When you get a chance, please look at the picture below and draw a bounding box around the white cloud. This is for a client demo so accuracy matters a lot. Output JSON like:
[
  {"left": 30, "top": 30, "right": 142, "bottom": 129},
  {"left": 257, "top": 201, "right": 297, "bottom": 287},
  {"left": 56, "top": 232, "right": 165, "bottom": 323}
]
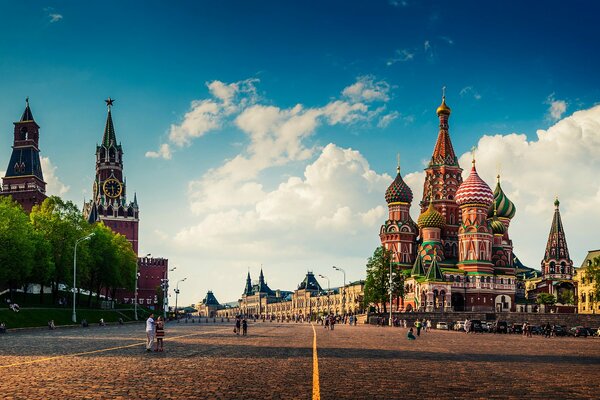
[
  {"left": 165, "top": 78, "right": 259, "bottom": 147},
  {"left": 386, "top": 49, "right": 415, "bottom": 66},
  {"left": 440, "top": 36, "right": 454, "bottom": 45},
  {"left": 424, "top": 40, "right": 431, "bottom": 52},
  {"left": 341, "top": 76, "right": 391, "bottom": 103},
  {"left": 454, "top": 105, "right": 600, "bottom": 269},
  {"left": 377, "top": 111, "right": 400, "bottom": 128},
  {"left": 41, "top": 157, "right": 69, "bottom": 196},
  {"left": 44, "top": 7, "right": 63, "bottom": 23},
  {"left": 546, "top": 93, "right": 567, "bottom": 121},
  {"left": 145, "top": 143, "right": 172, "bottom": 160},
  {"left": 460, "top": 86, "right": 482, "bottom": 100},
  {"left": 186, "top": 77, "right": 391, "bottom": 213}
]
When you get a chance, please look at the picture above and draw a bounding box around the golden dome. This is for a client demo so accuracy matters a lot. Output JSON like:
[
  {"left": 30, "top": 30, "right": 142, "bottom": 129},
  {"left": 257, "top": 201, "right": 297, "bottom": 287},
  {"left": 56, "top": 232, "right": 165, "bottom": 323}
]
[{"left": 436, "top": 96, "right": 451, "bottom": 116}]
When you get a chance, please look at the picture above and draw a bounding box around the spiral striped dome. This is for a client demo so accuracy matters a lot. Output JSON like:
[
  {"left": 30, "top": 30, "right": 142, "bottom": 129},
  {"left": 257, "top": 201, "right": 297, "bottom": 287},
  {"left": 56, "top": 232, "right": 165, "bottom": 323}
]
[
  {"left": 385, "top": 169, "right": 413, "bottom": 204},
  {"left": 487, "top": 177, "right": 516, "bottom": 219},
  {"left": 417, "top": 202, "right": 446, "bottom": 229},
  {"left": 455, "top": 163, "right": 494, "bottom": 207}
]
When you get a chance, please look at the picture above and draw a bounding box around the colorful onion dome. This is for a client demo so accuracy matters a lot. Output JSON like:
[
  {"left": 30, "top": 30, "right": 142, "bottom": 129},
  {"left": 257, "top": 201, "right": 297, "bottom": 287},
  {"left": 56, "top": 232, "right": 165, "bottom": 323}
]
[
  {"left": 436, "top": 96, "right": 451, "bottom": 116},
  {"left": 487, "top": 175, "right": 516, "bottom": 219},
  {"left": 417, "top": 200, "right": 446, "bottom": 229},
  {"left": 490, "top": 214, "right": 506, "bottom": 235},
  {"left": 455, "top": 161, "right": 494, "bottom": 207},
  {"left": 385, "top": 166, "right": 413, "bottom": 204}
]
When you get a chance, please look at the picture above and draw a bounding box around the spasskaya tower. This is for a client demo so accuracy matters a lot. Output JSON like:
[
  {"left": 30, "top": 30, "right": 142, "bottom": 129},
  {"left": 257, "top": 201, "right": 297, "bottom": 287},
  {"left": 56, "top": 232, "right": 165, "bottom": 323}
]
[{"left": 83, "top": 98, "right": 139, "bottom": 254}]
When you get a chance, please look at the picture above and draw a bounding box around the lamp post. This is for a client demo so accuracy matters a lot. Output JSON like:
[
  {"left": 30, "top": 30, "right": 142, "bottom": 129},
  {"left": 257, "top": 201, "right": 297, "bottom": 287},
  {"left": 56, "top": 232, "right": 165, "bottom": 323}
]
[
  {"left": 72, "top": 232, "right": 94, "bottom": 323},
  {"left": 333, "top": 266, "right": 346, "bottom": 316},
  {"left": 319, "top": 274, "right": 330, "bottom": 314},
  {"left": 163, "top": 266, "right": 176, "bottom": 319},
  {"left": 175, "top": 277, "right": 187, "bottom": 319}
]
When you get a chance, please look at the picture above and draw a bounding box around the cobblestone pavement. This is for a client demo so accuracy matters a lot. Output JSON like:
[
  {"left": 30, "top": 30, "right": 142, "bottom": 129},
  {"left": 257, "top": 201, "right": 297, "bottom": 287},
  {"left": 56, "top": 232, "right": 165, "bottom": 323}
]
[{"left": 1, "top": 322, "right": 599, "bottom": 399}]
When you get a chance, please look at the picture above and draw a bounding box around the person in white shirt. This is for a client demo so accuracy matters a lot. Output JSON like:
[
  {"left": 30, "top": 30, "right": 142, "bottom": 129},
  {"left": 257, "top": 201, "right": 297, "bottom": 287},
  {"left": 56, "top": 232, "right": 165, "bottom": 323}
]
[{"left": 146, "top": 314, "right": 155, "bottom": 352}]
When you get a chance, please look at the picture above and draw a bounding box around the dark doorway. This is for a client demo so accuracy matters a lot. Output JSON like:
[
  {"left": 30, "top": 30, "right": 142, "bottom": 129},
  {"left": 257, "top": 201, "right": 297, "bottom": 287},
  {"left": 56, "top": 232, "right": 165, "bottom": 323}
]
[{"left": 451, "top": 293, "right": 465, "bottom": 311}]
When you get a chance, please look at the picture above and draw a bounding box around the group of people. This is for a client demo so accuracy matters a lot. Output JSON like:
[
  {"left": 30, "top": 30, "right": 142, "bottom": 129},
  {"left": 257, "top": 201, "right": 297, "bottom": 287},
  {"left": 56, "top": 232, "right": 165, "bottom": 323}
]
[
  {"left": 234, "top": 317, "right": 248, "bottom": 336},
  {"left": 145, "top": 314, "right": 165, "bottom": 352}
]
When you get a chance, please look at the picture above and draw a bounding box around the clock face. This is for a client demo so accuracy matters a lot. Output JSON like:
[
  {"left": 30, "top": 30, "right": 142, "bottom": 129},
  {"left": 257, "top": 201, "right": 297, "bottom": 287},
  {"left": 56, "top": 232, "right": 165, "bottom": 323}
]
[{"left": 103, "top": 178, "right": 123, "bottom": 198}]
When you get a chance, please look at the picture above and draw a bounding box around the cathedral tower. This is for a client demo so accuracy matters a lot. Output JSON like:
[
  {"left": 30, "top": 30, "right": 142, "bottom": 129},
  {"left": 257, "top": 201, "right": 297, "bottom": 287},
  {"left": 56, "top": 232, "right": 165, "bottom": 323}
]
[
  {"left": 1, "top": 98, "right": 47, "bottom": 212},
  {"left": 380, "top": 158, "right": 417, "bottom": 267},
  {"left": 83, "top": 99, "right": 139, "bottom": 254},
  {"left": 421, "top": 92, "right": 463, "bottom": 260},
  {"left": 455, "top": 158, "right": 494, "bottom": 274}
]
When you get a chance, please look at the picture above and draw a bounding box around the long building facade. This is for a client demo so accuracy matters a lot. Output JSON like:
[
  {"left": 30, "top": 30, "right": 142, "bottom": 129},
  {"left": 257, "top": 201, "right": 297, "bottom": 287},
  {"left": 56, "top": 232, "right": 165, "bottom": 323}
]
[{"left": 214, "top": 270, "right": 365, "bottom": 320}]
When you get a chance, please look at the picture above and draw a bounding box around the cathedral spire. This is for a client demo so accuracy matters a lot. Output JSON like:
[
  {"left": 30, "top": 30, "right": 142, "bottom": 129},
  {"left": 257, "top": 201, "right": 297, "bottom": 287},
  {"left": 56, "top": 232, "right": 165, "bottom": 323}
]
[
  {"left": 102, "top": 98, "right": 117, "bottom": 147},
  {"left": 431, "top": 90, "right": 457, "bottom": 166},
  {"left": 244, "top": 271, "right": 253, "bottom": 295}
]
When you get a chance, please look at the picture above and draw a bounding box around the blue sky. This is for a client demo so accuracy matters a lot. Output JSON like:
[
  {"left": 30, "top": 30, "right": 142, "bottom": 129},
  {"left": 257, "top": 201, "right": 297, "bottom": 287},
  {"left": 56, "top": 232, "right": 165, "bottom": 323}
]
[{"left": 1, "top": 1, "right": 600, "bottom": 305}]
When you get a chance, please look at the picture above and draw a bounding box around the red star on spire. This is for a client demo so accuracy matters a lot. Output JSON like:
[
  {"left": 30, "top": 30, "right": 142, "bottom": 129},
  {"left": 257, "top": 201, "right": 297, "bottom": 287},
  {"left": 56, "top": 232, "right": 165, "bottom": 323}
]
[{"left": 105, "top": 97, "right": 115, "bottom": 108}]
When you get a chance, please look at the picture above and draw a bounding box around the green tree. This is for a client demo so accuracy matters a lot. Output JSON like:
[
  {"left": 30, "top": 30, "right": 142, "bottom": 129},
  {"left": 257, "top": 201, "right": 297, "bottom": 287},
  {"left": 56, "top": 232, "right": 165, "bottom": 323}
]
[
  {"left": 587, "top": 256, "right": 600, "bottom": 310},
  {"left": 557, "top": 289, "right": 574, "bottom": 305},
  {"left": 364, "top": 246, "right": 391, "bottom": 313},
  {"left": 0, "top": 197, "right": 34, "bottom": 295},
  {"left": 87, "top": 223, "right": 117, "bottom": 307},
  {"left": 110, "top": 232, "right": 137, "bottom": 299},
  {"left": 30, "top": 196, "right": 88, "bottom": 303},
  {"left": 28, "top": 230, "right": 54, "bottom": 304},
  {"left": 536, "top": 293, "right": 556, "bottom": 310}
]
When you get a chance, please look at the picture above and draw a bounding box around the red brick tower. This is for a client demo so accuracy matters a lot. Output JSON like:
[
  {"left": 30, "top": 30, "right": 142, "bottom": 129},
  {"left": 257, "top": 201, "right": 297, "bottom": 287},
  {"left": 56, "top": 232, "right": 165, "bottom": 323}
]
[
  {"left": 380, "top": 158, "right": 417, "bottom": 268},
  {"left": 1, "top": 98, "right": 47, "bottom": 212},
  {"left": 83, "top": 98, "right": 139, "bottom": 254},
  {"left": 420, "top": 92, "right": 463, "bottom": 261}
]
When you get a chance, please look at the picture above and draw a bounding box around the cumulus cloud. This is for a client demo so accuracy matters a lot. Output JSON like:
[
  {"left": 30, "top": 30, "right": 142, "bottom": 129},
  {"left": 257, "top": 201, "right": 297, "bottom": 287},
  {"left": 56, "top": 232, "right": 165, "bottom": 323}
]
[
  {"left": 453, "top": 105, "right": 600, "bottom": 268},
  {"left": 186, "top": 77, "right": 391, "bottom": 213},
  {"left": 145, "top": 143, "right": 172, "bottom": 160},
  {"left": 546, "top": 93, "right": 567, "bottom": 121},
  {"left": 41, "top": 157, "right": 69, "bottom": 196}
]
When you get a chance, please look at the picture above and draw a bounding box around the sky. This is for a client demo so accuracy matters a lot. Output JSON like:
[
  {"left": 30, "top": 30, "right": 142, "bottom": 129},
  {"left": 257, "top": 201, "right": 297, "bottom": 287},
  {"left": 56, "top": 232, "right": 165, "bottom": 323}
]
[{"left": 1, "top": 1, "right": 600, "bottom": 307}]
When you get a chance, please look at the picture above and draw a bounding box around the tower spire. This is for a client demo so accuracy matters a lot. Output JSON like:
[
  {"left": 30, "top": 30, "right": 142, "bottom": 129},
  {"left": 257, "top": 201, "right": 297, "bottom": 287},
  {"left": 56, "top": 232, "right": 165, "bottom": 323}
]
[
  {"left": 542, "top": 197, "right": 572, "bottom": 277},
  {"left": 20, "top": 97, "right": 35, "bottom": 122},
  {"left": 431, "top": 91, "right": 457, "bottom": 166},
  {"left": 102, "top": 98, "right": 117, "bottom": 147}
]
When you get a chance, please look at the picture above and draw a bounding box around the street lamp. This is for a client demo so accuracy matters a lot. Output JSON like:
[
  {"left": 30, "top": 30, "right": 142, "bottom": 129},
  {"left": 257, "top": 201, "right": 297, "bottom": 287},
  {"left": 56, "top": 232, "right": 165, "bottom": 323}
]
[
  {"left": 333, "top": 266, "right": 346, "bottom": 316},
  {"left": 72, "top": 232, "right": 95, "bottom": 323},
  {"left": 318, "top": 274, "right": 330, "bottom": 314},
  {"left": 175, "top": 277, "right": 187, "bottom": 319},
  {"left": 163, "top": 266, "right": 176, "bottom": 319}
]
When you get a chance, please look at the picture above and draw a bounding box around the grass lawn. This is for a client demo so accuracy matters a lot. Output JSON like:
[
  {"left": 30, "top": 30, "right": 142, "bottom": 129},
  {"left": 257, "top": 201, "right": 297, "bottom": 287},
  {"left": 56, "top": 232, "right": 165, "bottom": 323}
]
[{"left": 0, "top": 291, "right": 162, "bottom": 329}]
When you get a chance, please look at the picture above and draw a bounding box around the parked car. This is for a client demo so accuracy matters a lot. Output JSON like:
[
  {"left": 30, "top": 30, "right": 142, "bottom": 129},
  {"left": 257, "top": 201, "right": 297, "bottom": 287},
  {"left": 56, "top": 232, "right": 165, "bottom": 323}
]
[
  {"left": 436, "top": 322, "right": 449, "bottom": 330},
  {"left": 481, "top": 322, "right": 492, "bottom": 332},
  {"left": 570, "top": 326, "right": 588, "bottom": 337},
  {"left": 553, "top": 325, "right": 568, "bottom": 337},
  {"left": 491, "top": 320, "right": 508, "bottom": 334},
  {"left": 510, "top": 323, "right": 523, "bottom": 334},
  {"left": 584, "top": 327, "right": 596, "bottom": 337},
  {"left": 454, "top": 321, "right": 465, "bottom": 331},
  {"left": 530, "top": 325, "right": 543, "bottom": 335},
  {"left": 470, "top": 320, "right": 484, "bottom": 333}
]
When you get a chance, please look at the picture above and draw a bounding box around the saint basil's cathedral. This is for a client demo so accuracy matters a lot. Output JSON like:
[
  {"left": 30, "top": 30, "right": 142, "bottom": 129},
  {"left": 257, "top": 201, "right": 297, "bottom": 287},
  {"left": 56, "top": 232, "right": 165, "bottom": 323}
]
[{"left": 379, "top": 95, "right": 577, "bottom": 313}]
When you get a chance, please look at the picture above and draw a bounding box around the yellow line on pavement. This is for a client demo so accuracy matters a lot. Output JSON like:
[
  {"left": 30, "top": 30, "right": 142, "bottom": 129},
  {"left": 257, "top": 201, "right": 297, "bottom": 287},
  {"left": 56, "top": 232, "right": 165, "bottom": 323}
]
[
  {"left": 0, "top": 326, "right": 229, "bottom": 369},
  {"left": 311, "top": 323, "right": 320, "bottom": 400}
]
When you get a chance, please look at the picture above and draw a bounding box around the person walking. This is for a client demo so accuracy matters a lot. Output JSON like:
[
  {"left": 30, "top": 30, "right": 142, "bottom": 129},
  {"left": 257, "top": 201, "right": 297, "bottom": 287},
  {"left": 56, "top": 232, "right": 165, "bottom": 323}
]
[
  {"left": 146, "top": 314, "right": 155, "bottom": 352},
  {"left": 242, "top": 318, "right": 248, "bottom": 336},
  {"left": 235, "top": 317, "right": 241, "bottom": 336},
  {"left": 415, "top": 319, "right": 422, "bottom": 336},
  {"left": 155, "top": 316, "right": 165, "bottom": 352}
]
